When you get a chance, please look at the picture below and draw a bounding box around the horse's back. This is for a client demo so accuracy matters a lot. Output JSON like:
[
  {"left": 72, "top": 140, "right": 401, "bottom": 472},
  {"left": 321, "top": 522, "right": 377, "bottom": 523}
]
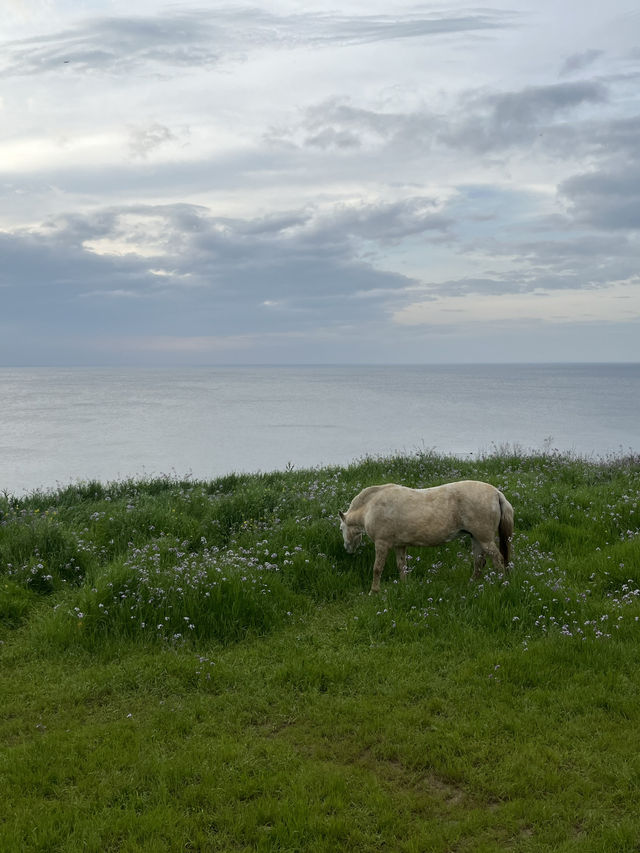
[
  {"left": 366, "top": 480, "right": 498, "bottom": 507},
  {"left": 359, "top": 480, "right": 504, "bottom": 545}
]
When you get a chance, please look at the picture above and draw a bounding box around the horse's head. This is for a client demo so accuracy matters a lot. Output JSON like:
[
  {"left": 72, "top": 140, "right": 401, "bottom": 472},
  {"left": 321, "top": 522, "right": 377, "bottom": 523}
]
[{"left": 339, "top": 510, "right": 363, "bottom": 553}]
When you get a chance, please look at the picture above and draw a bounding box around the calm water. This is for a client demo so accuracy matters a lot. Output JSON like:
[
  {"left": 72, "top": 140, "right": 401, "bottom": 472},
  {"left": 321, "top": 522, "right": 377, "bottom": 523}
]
[{"left": 0, "top": 364, "right": 638, "bottom": 496}]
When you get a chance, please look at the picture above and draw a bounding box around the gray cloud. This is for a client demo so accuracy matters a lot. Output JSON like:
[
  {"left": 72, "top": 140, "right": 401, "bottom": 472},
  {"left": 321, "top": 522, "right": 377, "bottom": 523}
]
[
  {"left": 559, "top": 49, "right": 604, "bottom": 76},
  {"left": 560, "top": 164, "right": 640, "bottom": 230},
  {"left": 442, "top": 81, "right": 608, "bottom": 152},
  {"left": 450, "top": 219, "right": 640, "bottom": 294},
  {"left": 0, "top": 229, "right": 160, "bottom": 350},
  {"left": 515, "top": 233, "right": 635, "bottom": 267},
  {"left": 0, "top": 226, "right": 145, "bottom": 289},
  {"left": 402, "top": 257, "right": 640, "bottom": 306},
  {"left": 301, "top": 198, "right": 451, "bottom": 246},
  {"left": 269, "top": 79, "right": 610, "bottom": 159},
  {"left": 284, "top": 99, "right": 436, "bottom": 153},
  {"left": 412, "top": 269, "right": 596, "bottom": 300},
  {"left": 1, "top": 198, "right": 440, "bottom": 352},
  {"left": 536, "top": 113, "right": 640, "bottom": 163},
  {"left": 0, "top": 8, "right": 511, "bottom": 77}
]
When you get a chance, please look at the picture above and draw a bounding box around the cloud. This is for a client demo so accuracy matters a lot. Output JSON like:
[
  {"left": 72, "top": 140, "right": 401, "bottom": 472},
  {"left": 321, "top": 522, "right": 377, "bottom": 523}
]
[
  {"left": 1, "top": 198, "right": 443, "bottom": 354},
  {"left": 442, "top": 81, "right": 608, "bottom": 152},
  {"left": 504, "top": 234, "right": 639, "bottom": 289},
  {"left": 0, "top": 8, "right": 512, "bottom": 77},
  {"left": 301, "top": 198, "right": 451, "bottom": 245},
  {"left": 559, "top": 49, "right": 604, "bottom": 76},
  {"left": 0, "top": 13, "right": 223, "bottom": 76},
  {"left": 0, "top": 225, "right": 147, "bottom": 292},
  {"left": 75, "top": 196, "right": 450, "bottom": 269},
  {"left": 128, "top": 122, "right": 179, "bottom": 158},
  {"left": 269, "top": 78, "right": 610, "bottom": 161},
  {"left": 394, "top": 278, "right": 640, "bottom": 328},
  {"left": 267, "top": 98, "right": 436, "bottom": 153},
  {"left": 1, "top": 3, "right": 638, "bottom": 366},
  {"left": 560, "top": 164, "right": 640, "bottom": 230},
  {"left": 534, "top": 113, "right": 640, "bottom": 164}
]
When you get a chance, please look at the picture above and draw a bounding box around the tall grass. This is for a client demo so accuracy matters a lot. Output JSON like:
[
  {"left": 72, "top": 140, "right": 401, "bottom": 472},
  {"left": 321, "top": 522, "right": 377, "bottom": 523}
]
[
  {"left": 2, "top": 449, "right": 640, "bottom": 851},
  {"left": 4, "top": 448, "right": 638, "bottom": 651}
]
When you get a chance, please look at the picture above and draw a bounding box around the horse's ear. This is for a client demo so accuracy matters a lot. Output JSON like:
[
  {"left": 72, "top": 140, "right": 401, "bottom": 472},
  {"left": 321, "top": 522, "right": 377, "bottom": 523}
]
[{"left": 339, "top": 510, "right": 346, "bottom": 521}]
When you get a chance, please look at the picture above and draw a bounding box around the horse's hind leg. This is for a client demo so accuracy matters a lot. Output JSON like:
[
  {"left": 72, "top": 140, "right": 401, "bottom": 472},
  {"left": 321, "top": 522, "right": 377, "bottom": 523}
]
[
  {"left": 471, "top": 538, "right": 486, "bottom": 579},
  {"left": 395, "top": 546, "right": 408, "bottom": 581},
  {"left": 473, "top": 538, "right": 505, "bottom": 577},
  {"left": 370, "top": 542, "right": 390, "bottom": 594}
]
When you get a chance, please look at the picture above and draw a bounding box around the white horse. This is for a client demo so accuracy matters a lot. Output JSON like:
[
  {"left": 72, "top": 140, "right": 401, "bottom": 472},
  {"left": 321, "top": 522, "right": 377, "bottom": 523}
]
[{"left": 339, "top": 481, "right": 514, "bottom": 593}]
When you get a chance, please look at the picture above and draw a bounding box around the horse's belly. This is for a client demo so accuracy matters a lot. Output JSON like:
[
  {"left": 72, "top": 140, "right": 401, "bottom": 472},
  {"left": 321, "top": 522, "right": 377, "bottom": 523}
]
[
  {"left": 397, "top": 525, "right": 460, "bottom": 548},
  {"left": 369, "top": 497, "right": 462, "bottom": 547}
]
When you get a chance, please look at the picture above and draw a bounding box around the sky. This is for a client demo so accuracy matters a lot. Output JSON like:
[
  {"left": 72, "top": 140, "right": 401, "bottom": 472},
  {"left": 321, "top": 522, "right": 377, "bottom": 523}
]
[{"left": 1, "top": 0, "right": 639, "bottom": 365}]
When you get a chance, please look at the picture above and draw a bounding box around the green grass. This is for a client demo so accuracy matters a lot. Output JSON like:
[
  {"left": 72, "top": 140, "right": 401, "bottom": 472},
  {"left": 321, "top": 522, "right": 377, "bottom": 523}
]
[{"left": 2, "top": 449, "right": 640, "bottom": 851}]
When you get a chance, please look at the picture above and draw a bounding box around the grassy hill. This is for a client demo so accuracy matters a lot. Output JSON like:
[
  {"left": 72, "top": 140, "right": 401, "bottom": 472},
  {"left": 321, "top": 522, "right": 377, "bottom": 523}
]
[{"left": 2, "top": 449, "right": 640, "bottom": 851}]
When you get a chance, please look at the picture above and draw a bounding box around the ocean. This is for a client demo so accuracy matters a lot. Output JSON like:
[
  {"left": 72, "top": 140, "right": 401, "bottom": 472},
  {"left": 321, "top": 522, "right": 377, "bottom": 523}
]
[{"left": 1, "top": 364, "right": 638, "bottom": 496}]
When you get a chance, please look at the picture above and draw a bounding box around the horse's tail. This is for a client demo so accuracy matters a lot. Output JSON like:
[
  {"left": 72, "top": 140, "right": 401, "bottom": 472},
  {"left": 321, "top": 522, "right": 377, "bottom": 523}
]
[{"left": 498, "top": 491, "right": 514, "bottom": 569}]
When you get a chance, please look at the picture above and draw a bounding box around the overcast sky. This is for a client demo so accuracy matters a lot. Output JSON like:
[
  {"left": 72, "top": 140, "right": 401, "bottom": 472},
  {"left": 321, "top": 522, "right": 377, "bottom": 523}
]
[{"left": 2, "top": 0, "right": 639, "bottom": 365}]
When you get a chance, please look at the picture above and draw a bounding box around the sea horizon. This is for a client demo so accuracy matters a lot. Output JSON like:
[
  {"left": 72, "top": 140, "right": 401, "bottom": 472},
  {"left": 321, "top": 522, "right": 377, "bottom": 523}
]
[
  {"left": 3, "top": 360, "right": 638, "bottom": 368},
  {"left": 2, "top": 363, "right": 639, "bottom": 496}
]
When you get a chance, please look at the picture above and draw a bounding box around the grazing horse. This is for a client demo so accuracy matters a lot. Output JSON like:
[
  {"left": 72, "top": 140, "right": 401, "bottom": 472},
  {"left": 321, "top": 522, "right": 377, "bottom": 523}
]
[{"left": 339, "top": 481, "right": 514, "bottom": 593}]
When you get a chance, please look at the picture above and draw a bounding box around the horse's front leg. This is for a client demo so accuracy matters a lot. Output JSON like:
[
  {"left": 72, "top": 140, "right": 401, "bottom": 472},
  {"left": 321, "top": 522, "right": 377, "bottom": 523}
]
[
  {"left": 395, "top": 546, "right": 408, "bottom": 581},
  {"left": 370, "top": 541, "right": 390, "bottom": 594}
]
